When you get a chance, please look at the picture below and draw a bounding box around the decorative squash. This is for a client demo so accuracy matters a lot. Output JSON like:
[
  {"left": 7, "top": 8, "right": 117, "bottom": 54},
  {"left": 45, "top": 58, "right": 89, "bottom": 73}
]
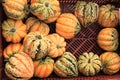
[
  {"left": 78, "top": 52, "right": 102, "bottom": 76},
  {"left": 25, "top": 17, "right": 50, "bottom": 35},
  {"left": 47, "top": 33, "right": 66, "bottom": 58},
  {"left": 56, "top": 13, "right": 81, "bottom": 39},
  {"left": 5, "top": 52, "right": 34, "bottom": 80},
  {"left": 23, "top": 32, "right": 51, "bottom": 60},
  {"left": 98, "top": 4, "right": 118, "bottom": 28},
  {"left": 100, "top": 52, "right": 120, "bottom": 75},
  {"left": 3, "top": 43, "right": 23, "bottom": 59},
  {"left": 2, "top": 0, "right": 28, "bottom": 20},
  {"left": 30, "top": 0, "right": 61, "bottom": 23},
  {"left": 54, "top": 52, "right": 78, "bottom": 77},
  {"left": 97, "top": 28, "right": 119, "bottom": 51},
  {"left": 74, "top": 1, "right": 99, "bottom": 27},
  {"left": 34, "top": 57, "right": 54, "bottom": 78},
  {"left": 2, "top": 19, "right": 27, "bottom": 43}
]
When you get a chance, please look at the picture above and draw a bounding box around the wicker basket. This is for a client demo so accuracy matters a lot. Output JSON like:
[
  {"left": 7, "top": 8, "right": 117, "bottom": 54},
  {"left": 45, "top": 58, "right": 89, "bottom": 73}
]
[{"left": 0, "top": 0, "right": 120, "bottom": 79}]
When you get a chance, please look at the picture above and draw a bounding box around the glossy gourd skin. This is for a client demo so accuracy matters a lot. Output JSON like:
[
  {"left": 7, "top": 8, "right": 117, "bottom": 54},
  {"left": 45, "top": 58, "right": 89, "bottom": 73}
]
[
  {"left": 25, "top": 17, "right": 50, "bottom": 35},
  {"left": 3, "top": 43, "right": 23, "bottom": 59},
  {"left": 100, "top": 52, "right": 120, "bottom": 75},
  {"left": 78, "top": 52, "right": 102, "bottom": 76},
  {"left": 5, "top": 52, "right": 34, "bottom": 80},
  {"left": 34, "top": 57, "right": 54, "bottom": 78},
  {"left": 98, "top": 4, "right": 118, "bottom": 28},
  {"left": 74, "top": 1, "right": 99, "bottom": 27},
  {"left": 23, "top": 32, "right": 51, "bottom": 60},
  {"left": 47, "top": 33, "right": 66, "bottom": 58},
  {"left": 30, "top": 0, "right": 61, "bottom": 23},
  {"left": 2, "top": 19, "right": 27, "bottom": 43},
  {"left": 54, "top": 52, "right": 78, "bottom": 77},
  {"left": 2, "top": 0, "right": 28, "bottom": 20},
  {"left": 97, "top": 28, "right": 119, "bottom": 51},
  {"left": 56, "top": 13, "right": 81, "bottom": 39}
]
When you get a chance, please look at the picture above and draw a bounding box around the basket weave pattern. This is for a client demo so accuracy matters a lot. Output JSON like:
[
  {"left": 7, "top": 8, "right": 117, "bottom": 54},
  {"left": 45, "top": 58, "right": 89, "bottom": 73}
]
[{"left": 0, "top": 0, "right": 120, "bottom": 79}]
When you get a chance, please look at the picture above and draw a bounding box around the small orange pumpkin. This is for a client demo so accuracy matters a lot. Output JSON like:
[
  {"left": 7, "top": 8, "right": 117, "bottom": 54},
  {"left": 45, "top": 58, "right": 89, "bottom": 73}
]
[
  {"left": 56, "top": 13, "right": 81, "bottom": 39},
  {"left": 3, "top": 43, "right": 23, "bottom": 59},
  {"left": 25, "top": 17, "right": 50, "bottom": 35},
  {"left": 100, "top": 52, "right": 120, "bottom": 75},
  {"left": 34, "top": 57, "right": 54, "bottom": 78},
  {"left": 97, "top": 28, "right": 119, "bottom": 51},
  {"left": 2, "top": 19, "right": 27, "bottom": 43}
]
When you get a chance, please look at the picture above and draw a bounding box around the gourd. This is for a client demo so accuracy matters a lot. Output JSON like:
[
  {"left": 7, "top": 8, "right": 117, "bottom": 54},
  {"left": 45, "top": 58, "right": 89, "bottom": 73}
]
[
  {"left": 56, "top": 13, "right": 81, "bottom": 39},
  {"left": 78, "top": 52, "right": 102, "bottom": 76},
  {"left": 47, "top": 33, "right": 66, "bottom": 58},
  {"left": 23, "top": 32, "right": 51, "bottom": 60},
  {"left": 74, "top": 1, "right": 99, "bottom": 27},
  {"left": 2, "top": 0, "right": 28, "bottom": 20},
  {"left": 54, "top": 52, "right": 78, "bottom": 77},
  {"left": 97, "top": 28, "right": 119, "bottom": 51},
  {"left": 98, "top": 4, "right": 118, "bottom": 28},
  {"left": 34, "top": 57, "right": 54, "bottom": 78},
  {"left": 5, "top": 52, "right": 34, "bottom": 80},
  {"left": 100, "top": 52, "right": 120, "bottom": 75},
  {"left": 3, "top": 43, "right": 23, "bottom": 59},
  {"left": 30, "top": 0, "right": 61, "bottom": 23},
  {"left": 25, "top": 17, "right": 50, "bottom": 35},
  {"left": 2, "top": 19, "right": 27, "bottom": 43}
]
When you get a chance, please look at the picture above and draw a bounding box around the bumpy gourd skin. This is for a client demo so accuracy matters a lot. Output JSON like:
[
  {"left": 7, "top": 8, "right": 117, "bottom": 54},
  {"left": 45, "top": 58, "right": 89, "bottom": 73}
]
[
  {"left": 78, "top": 52, "right": 102, "bottom": 76},
  {"left": 2, "top": 0, "right": 28, "bottom": 20},
  {"left": 30, "top": 0, "right": 61, "bottom": 23}
]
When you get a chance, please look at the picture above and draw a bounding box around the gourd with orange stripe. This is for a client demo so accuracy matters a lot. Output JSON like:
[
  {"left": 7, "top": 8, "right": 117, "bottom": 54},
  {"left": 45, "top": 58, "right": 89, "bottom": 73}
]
[
  {"left": 2, "top": 0, "right": 28, "bottom": 20},
  {"left": 4, "top": 52, "right": 34, "bottom": 79},
  {"left": 30, "top": 0, "right": 61, "bottom": 23},
  {"left": 25, "top": 17, "right": 50, "bottom": 35},
  {"left": 34, "top": 57, "right": 54, "bottom": 78},
  {"left": 97, "top": 28, "right": 119, "bottom": 51},
  {"left": 2, "top": 19, "right": 27, "bottom": 43},
  {"left": 54, "top": 52, "right": 78, "bottom": 77},
  {"left": 47, "top": 33, "right": 66, "bottom": 58},
  {"left": 74, "top": 1, "right": 99, "bottom": 27},
  {"left": 100, "top": 52, "right": 120, "bottom": 75},
  {"left": 3, "top": 43, "right": 24, "bottom": 60},
  {"left": 56, "top": 13, "right": 81, "bottom": 39},
  {"left": 98, "top": 4, "right": 118, "bottom": 28}
]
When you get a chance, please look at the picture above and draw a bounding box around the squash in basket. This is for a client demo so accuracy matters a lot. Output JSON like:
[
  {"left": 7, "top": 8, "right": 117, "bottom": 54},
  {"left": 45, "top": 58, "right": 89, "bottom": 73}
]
[
  {"left": 30, "top": 0, "right": 61, "bottom": 23},
  {"left": 74, "top": 1, "right": 99, "bottom": 27},
  {"left": 2, "top": 0, "right": 28, "bottom": 20},
  {"left": 54, "top": 52, "right": 78, "bottom": 77},
  {"left": 78, "top": 52, "right": 102, "bottom": 76},
  {"left": 2, "top": 19, "right": 27, "bottom": 43},
  {"left": 56, "top": 13, "right": 81, "bottom": 39},
  {"left": 25, "top": 17, "right": 50, "bottom": 35},
  {"left": 3, "top": 43, "right": 23, "bottom": 59},
  {"left": 47, "top": 33, "right": 66, "bottom": 58},
  {"left": 100, "top": 52, "right": 120, "bottom": 75},
  {"left": 23, "top": 32, "right": 51, "bottom": 60},
  {"left": 34, "top": 57, "right": 54, "bottom": 78},
  {"left": 97, "top": 28, "right": 119, "bottom": 51},
  {"left": 98, "top": 4, "right": 118, "bottom": 28},
  {"left": 5, "top": 52, "right": 34, "bottom": 80}
]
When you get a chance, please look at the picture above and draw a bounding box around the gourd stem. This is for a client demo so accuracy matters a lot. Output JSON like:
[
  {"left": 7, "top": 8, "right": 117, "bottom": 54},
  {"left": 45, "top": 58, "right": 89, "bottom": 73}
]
[{"left": 10, "top": 28, "right": 16, "bottom": 32}]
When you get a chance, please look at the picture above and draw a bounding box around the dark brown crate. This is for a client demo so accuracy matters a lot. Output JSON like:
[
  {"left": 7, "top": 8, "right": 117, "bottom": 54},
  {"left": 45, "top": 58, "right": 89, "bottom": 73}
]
[{"left": 0, "top": 0, "right": 120, "bottom": 79}]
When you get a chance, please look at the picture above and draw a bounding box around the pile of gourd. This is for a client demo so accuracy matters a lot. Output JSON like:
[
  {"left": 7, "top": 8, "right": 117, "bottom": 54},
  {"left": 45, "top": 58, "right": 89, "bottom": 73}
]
[{"left": 1, "top": 0, "right": 120, "bottom": 79}]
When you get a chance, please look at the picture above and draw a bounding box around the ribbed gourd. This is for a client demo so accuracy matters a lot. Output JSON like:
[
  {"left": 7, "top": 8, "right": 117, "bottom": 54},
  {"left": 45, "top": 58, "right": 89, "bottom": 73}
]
[
  {"left": 25, "top": 17, "right": 50, "bottom": 35},
  {"left": 54, "top": 52, "right": 78, "bottom": 77},
  {"left": 5, "top": 52, "right": 34, "bottom": 80},
  {"left": 30, "top": 0, "right": 61, "bottom": 23},
  {"left": 2, "top": 0, "right": 28, "bottom": 20},
  {"left": 78, "top": 52, "right": 102, "bottom": 76},
  {"left": 74, "top": 1, "right": 99, "bottom": 27},
  {"left": 23, "top": 32, "right": 51, "bottom": 60}
]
